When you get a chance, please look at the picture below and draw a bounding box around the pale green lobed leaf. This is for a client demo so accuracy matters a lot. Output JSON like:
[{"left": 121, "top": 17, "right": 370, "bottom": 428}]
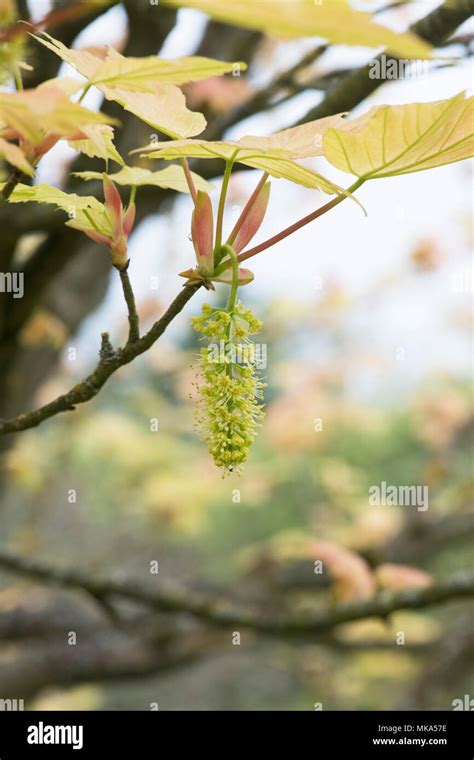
[
  {"left": 103, "top": 85, "right": 206, "bottom": 139},
  {"left": 66, "top": 207, "right": 112, "bottom": 238},
  {"left": 0, "top": 86, "right": 116, "bottom": 146},
  {"left": 0, "top": 138, "right": 35, "bottom": 176},
  {"left": 160, "top": 0, "right": 432, "bottom": 59},
  {"left": 139, "top": 132, "right": 349, "bottom": 196},
  {"left": 37, "top": 76, "right": 85, "bottom": 97},
  {"left": 69, "top": 123, "right": 124, "bottom": 166},
  {"left": 74, "top": 164, "right": 212, "bottom": 193},
  {"left": 31, "top": 32, "right": 245, "bottom": 138},
  {"left": 90, "top": 47, "right": 246, "bottom": 89},
  {"left": 32, "top": 33, "right": 245, "bottom": 90},
  {"left": 323, "top": 93, "right": 474, "bottom": 180},
  {"left": 238, "top": 114, "right": 347, "bottom": 158},
  {"left": 0, "top": 183, "right": 110, "bottom": 234},
  {"left": 30, "top": 33, "right": 103, "bottom": 80}
]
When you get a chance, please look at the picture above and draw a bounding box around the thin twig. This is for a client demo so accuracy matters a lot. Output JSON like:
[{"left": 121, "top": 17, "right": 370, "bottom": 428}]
[
  {"left": 119, "top": 269, "right": 140, "bottom": 343},
  {"left": 0, "top": 282, "right": 201, "bottom": 436},
  {"left": 0, "top": 168, "right": 24, "bottom": 205}
]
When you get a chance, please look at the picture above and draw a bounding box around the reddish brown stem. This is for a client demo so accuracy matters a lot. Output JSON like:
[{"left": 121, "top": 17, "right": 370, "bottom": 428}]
[
  {"left": 181, "top": 158, "right": 198, "bottom": 205},
  {"left": 237, "top": 178, "right": 364, "bottom": 264}
]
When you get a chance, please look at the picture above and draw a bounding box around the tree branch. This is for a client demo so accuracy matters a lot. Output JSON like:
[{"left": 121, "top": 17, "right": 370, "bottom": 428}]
[
  {"left": 205, "top": 44, "right": 328, "bottom": 140},
  {"left": 0, "top": 551, "right": 472, "bottom": 637},
  {"left": 0, "top": 619, "right": 216, "bottom": 701},
  {"left": 295, "top": 0, "right": 474, "bottom": 125},
  {"left": 0, "top": 282, "right": 201, "bottom": 436},
  {"left": 119, "top": 269, "right": 140, "bottom": 344}
]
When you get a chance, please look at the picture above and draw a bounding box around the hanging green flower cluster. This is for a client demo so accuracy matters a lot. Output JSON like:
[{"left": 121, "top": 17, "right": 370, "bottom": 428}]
[
  {"left": 192, "top": 301, "right": 266, "bottom": 475},
  {"left": 173, "top": 160, "right": 270, "bottom": 473}
]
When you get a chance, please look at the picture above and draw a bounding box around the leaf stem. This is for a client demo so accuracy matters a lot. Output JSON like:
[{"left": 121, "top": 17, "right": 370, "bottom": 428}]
[
  {"left": 181, "top": 157, "right": 197, "bottom": 204},
  {"left": 237, "top": 178, "right": 365, "bottom": 264},
  {"left": 78, "top": 84, "right": 91, "bottom": 103},
  {"left": 215, "top": 152, "right": 237, "bottom": 253},
  {"left": 13, "top": 65, "right": 23, "bottom": 91},
  {"left": 128, "top": 184, "right": 137, "bottom": 208}
]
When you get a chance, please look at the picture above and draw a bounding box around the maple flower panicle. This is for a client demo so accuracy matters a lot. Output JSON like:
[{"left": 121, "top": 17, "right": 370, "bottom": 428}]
[{"left": 192, "top": 301, "right": 266, "bottom": 475}]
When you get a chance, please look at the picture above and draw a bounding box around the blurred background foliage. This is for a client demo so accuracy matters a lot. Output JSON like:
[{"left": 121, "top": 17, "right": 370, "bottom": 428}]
[
  {"left": 3, "top": 259, "right": 473, "bottom": 710},
  {"left": 0, "top": 0, "right": 472, "bottom": 711}
]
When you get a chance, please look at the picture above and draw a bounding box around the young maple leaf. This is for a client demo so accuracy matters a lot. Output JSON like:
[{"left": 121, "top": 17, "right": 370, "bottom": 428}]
[
  {"left": 67, "top": 175, "right": 135, "bottom": 270},
  {"left": 0, "top": 85, "right": 115, "bottom": 169},
  {"left": 178, "top": 190, "right": 255, "bottom": 288}
]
